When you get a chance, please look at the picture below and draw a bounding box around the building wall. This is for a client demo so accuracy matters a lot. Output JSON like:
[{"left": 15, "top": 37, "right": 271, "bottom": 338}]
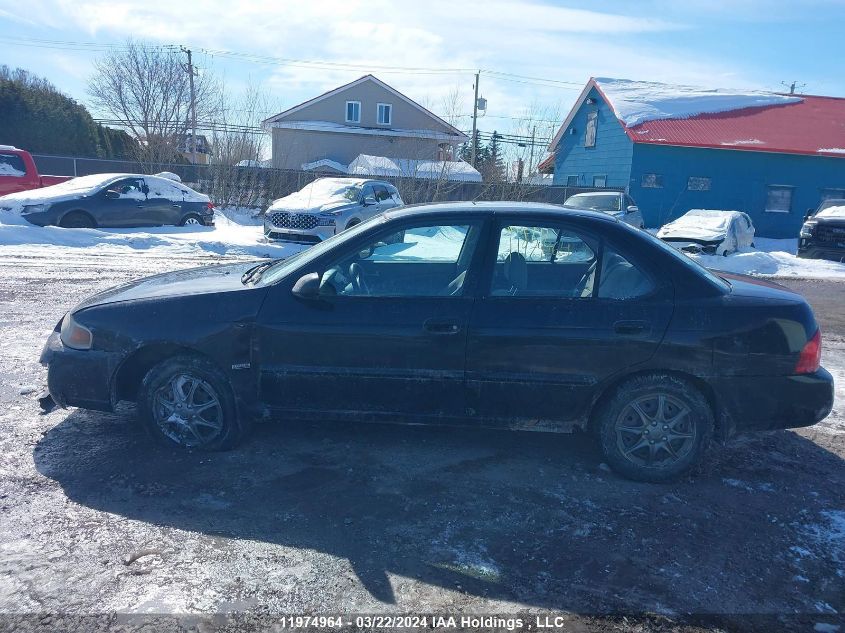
[
  {"left": 630, "top": 144, "right": 845, "bottom": 238},
  {"left": 270, "top": 128, "right": 445, "bottom": 170},
  {"left": 282, "top": 80, "right": 454, "bottom": 134},
  {"left": 551, "top": 87, "right": 634, "bottom": 189}
]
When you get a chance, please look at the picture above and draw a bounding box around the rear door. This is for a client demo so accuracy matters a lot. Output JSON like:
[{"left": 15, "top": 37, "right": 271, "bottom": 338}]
[
  {"left": 143, "top": 177, "right": 184, "bottom": 225},
  {"left": 465, "top": 216, "right": 674, "bottom": 429},
  {"left": 255, "top": 216, "right": 486, "bottom": 420}
]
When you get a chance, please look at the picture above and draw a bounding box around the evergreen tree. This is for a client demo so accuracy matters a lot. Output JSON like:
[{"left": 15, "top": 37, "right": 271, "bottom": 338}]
[
  {"left": 485, "top": 131, "right": 505, "bottom": 182},
  {"left": 0, "top": 65, "right": 136, "bottom": 159}
]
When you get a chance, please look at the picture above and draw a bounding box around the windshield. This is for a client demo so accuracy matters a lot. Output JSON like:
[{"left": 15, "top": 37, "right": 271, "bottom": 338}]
[
  {"left": 563, "top": 194, "right": 621, "bottom": 212},
  {"left": 258, "top": 213, "right": 385, "bottom": 285},
  {"left": 815, "top": 199, "right": 845, "bottom": 215},
  {"left": 625, "top": 223, "right": 730, "bottom": 291}
]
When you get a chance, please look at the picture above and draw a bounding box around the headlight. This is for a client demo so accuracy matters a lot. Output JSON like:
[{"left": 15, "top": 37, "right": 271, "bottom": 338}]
[
  {"left": 22, "top": 203, "right": 49, "bottom": 215},
  {"left": 60, "top": 312, "right": 93, "bottom": 350},
  {"left": 800, "top": 222, "right": 816, "bottom": 238}
]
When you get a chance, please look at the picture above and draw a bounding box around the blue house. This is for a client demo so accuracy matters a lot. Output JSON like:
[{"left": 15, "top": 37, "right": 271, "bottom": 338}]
[{"left": 546, "top": 78, "right": 845, "bottom": 238}]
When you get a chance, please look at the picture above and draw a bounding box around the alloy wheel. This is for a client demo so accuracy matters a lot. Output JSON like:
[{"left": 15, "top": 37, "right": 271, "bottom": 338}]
[
  {"left": 614, "top": 393, "right": 696, "bottom": 468},
  {"left": 183, "top": 217, "right": 201, "bottom": 226},
  {"left": 152, "top": 373, "right": 224, "bottom": 448}
]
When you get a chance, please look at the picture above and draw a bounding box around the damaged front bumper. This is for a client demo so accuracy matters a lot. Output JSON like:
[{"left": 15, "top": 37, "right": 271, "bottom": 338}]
[{"left": 39, "top": 330, "right": 120, "bottom": 412}]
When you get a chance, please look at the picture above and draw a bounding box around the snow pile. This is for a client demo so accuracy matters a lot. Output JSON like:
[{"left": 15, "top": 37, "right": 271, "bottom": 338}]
[
  {"left": 348, "top": 154, "right": 481, "bottom": 182},
  {"left": 816, "top": 205, "right": 845, "bottom": 219},
  {"left": 690, "top": 238, "right": 845, "bottom": 279},
  {"left": 154, "top": 171, "right": 182, "bottom": 182},
  {"left": 301, "top": 159, "right": 348, "bottom": 173},
  {"left": 0, "top": 205, "right": 301, "bottom": 260},
  {"left": 594, "top": 78, "right": 802, "bottom": 127}
]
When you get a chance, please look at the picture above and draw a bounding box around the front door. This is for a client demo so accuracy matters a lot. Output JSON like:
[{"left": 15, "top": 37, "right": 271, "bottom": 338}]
[
  {"left": 255, "top": 218, "right": 485, "bottom": 421},
  {"left": 96, "top": 178, "right": 151, "bottom": 226},
  {"left": 466, "top": 218, "right": 674, "bottom": 430}
]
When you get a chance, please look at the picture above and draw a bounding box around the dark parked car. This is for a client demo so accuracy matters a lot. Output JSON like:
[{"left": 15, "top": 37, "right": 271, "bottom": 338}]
[
  {"left": 40, "top": 202, "right": 833, "bottom": 482},
  {"left": 799, "top": 198, "right": 845, "bottom": 261},
  {"left": 0, "top": 173, "right": 214, "bottom": 228}
]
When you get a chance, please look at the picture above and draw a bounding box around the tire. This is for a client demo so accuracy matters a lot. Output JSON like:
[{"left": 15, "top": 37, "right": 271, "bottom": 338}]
[
  {"left": 179, "top": 214, "right": 204, "bottom": 226},
  {"left": 59, "top": 211, "right": 96, "bottom": 229},
  {"left": 138, "top": 355, "right": 245, "bottom": 451},
  {"left": 596, "top": 374, "right": 713, "bottom": 482}
]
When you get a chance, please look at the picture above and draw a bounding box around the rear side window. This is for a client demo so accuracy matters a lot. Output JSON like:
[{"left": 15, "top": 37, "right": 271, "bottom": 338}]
[
  {"left": 0, "top": 153, "right": 26, "bottom": 177},
  {"left": 598, "top": 247, "right": 655, "bottom": 300}
]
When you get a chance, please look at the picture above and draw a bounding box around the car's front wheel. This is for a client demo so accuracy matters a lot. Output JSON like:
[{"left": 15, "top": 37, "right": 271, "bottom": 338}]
[
  {"left": 596, "top": 374, "right": 713, "bottom": 482},
  {"left": 59, "top": 211, "right": 96, "bottom": 228},
  {"left": 138, "top": 356, "right": 244, "bottom": 450}
]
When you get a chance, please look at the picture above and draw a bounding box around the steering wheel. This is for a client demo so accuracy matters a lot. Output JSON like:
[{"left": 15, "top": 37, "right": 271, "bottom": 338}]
[{"left": 348, "top": 262, "right": 370, "bottom": 295}]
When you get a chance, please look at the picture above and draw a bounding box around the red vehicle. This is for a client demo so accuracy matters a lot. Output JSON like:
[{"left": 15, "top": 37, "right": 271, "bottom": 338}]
[{"left": 0, "top": 146, "right": 71, "bottom": 196}]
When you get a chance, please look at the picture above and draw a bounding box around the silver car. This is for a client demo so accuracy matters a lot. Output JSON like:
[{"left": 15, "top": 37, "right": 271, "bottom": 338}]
[
  {"left": 562, "top": 191, "right": 644, "bottom": 228},
  {"left": 264, "top": 177, "right": 403, "bottom": 243}
]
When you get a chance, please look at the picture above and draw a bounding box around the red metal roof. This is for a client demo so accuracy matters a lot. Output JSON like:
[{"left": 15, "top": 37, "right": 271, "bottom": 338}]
[
  {"left": 617, "top": 94, "right": 845, "bottom": 158},
  {"left": 537, "top": 153, "right": 555, "bottom": 173}
]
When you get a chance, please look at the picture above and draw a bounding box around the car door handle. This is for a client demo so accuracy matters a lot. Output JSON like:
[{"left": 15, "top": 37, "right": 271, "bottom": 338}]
[
  {"left": 614, "top": 320, "right": 649, "bottom": 335},
  {"left": 424, "top": 319, "right": 460, "bottom": 335}
]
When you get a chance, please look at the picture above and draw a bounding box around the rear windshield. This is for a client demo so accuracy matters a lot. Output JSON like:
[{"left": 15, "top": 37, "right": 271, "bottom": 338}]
[
  {"left": 625, "top": 224, "right": 730, "bottom": 291},
  {"left": 563, "top": 194, "right": 621, "bottom": 212},
  {"left": 0, "top": 153, "right": 26, "bottom": 177}
]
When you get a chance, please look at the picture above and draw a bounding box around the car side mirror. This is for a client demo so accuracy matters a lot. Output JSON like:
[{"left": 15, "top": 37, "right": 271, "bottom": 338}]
[
  {"left": 141, "top": 184, "right": 149, "bottom": 195},
  {"left": 291, "top": 272, "right": 321, "bottom": 299},
  {"left": 627, "top": 205, "right": 639, "bottom": 214},
  {"left": 104, "top": 190, "right": 120, "bottom": 199},
  {"left": 362, "top": 195, "right": 377, "bottom": 206},
  {"left": 805, "top": 209, "right": 814, "bottom": 221}
]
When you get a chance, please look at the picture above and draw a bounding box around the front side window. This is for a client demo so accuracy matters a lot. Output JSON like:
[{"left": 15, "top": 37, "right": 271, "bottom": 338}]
[
  {"left": 345, "top": 101, "right": 361, "bottom": 123},
  {"left": 0, "top": 153, "right": 26, "bottom": 177},
  {"left": 104, "top": 178, "right": 146, "bottom": 199},
  {"left": 377, "top": 103, "right": 392, "bottom": 125},
  {"left": 765, "top": 185, "right": 793, "bottom": 213},
  {"left": 492, "top": 225, "right": 597, "bottom": 297},
  {"left": 318, "top": 223, "right": 481, "bottom": 297},
  {"left": 373, "top": 185, "right": 391, "bottom": 202},
  {"left": 585, "top": 111, "right": 597, "bottom": 147}
]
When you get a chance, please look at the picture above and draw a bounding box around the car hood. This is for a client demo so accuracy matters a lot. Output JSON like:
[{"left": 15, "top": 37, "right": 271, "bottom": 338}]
[
  {"left": 658, "top": 222, "right": 726, "bottom": 242},
  {"left": 267, "top": 193, "right": 354, "bottom": 215},
  {"left": 73, "top": 261, "right": 262, "bottom": 312}
]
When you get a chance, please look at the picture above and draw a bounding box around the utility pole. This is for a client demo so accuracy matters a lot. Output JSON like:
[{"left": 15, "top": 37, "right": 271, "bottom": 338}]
[
  {"left": 527, "top": 125, "right": 536, "bottom": 181},
  {"left": 471, "top": 71, "right": 480, "bottom": 168},
  {"left": 181, "top": 46, "right": 198, "bottom": 163}
]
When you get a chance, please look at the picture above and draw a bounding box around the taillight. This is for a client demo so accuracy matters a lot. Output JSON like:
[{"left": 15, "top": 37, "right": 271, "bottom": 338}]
[
  {"left": 795, "top": 329, "right": 821, "bottom": 374},
  {"left": 206, "top": 202, "right": 214, "bottom": 210}
]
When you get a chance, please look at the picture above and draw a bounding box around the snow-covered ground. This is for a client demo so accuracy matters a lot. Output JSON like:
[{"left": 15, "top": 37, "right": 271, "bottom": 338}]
[
  {"left": 1, "top": 206, "right": 844, "bottom": 280},
  {"left": 689, "top": 237, "right": 845, "bottom": 279},
  {"left": 0, "top": 206, "right": 304, "bottom": 262}
]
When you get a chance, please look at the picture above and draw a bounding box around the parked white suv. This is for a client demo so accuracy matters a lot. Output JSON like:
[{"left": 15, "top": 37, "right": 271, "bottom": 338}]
[{"left": 264, "top": 178, "right": 403, "bottom": 243}]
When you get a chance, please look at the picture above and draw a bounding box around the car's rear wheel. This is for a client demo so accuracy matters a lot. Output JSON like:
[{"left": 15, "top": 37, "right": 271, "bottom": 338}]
[
  {"left": 59, "top": 211, "right": 96, "bottom": 229},
  {"left": 179, "top": 214, "right": 203, "bottom": 226},
  {"left": 596, "top": 374, "right": 713, "bottom": 482},
  {"left": 138, "top": 356, "right": 244, "bottom": 451}
]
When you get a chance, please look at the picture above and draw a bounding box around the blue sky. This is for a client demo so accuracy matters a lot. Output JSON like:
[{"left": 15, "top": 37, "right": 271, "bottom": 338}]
[{"left": 0, "top": 0, "right": 842, "bottom": 143}]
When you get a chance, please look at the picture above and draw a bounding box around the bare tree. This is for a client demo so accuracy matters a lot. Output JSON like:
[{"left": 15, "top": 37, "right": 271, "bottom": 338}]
[{"left": 88, "top": 40, "right": 220, "bottom": 166}]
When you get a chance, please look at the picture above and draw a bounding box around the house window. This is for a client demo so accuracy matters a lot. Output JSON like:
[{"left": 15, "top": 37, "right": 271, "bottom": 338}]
[
  {"left": 585, "top": 111, "right": 597, "bottom": 147},
  {"left": 566, "top": 175, "right": 578, "bottom": 186},
  {"left": 765, "top": 185, "right": 794, "bottom": 213},
  {"left": 593, "top": 175, "right": 607, "bottom": 188},
  {"left": 820, "top": 188, "right": 845, "bottom": 202},
  {"left": 688, "top": 176, "right": 711, "bottom": 191},
  {"left": 641, "top": 173, "right": 664, "bottom": 188},
  {"left": 377, "top": 103, "right": 392, "bottom": 125},
  {"left": 437, "top": 143, "right": 453, "bottom": 161},
  {"left": 345, "top": 101, "right": 361, "bottom": 123}
]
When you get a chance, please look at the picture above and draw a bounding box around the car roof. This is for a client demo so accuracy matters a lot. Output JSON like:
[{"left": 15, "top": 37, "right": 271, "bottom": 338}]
[
  {"left": 567, "top": 191, "right": 621, "bottom": 197},
  {"left": 385, "top": 201, "right": 617, "bottom": 222}
]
